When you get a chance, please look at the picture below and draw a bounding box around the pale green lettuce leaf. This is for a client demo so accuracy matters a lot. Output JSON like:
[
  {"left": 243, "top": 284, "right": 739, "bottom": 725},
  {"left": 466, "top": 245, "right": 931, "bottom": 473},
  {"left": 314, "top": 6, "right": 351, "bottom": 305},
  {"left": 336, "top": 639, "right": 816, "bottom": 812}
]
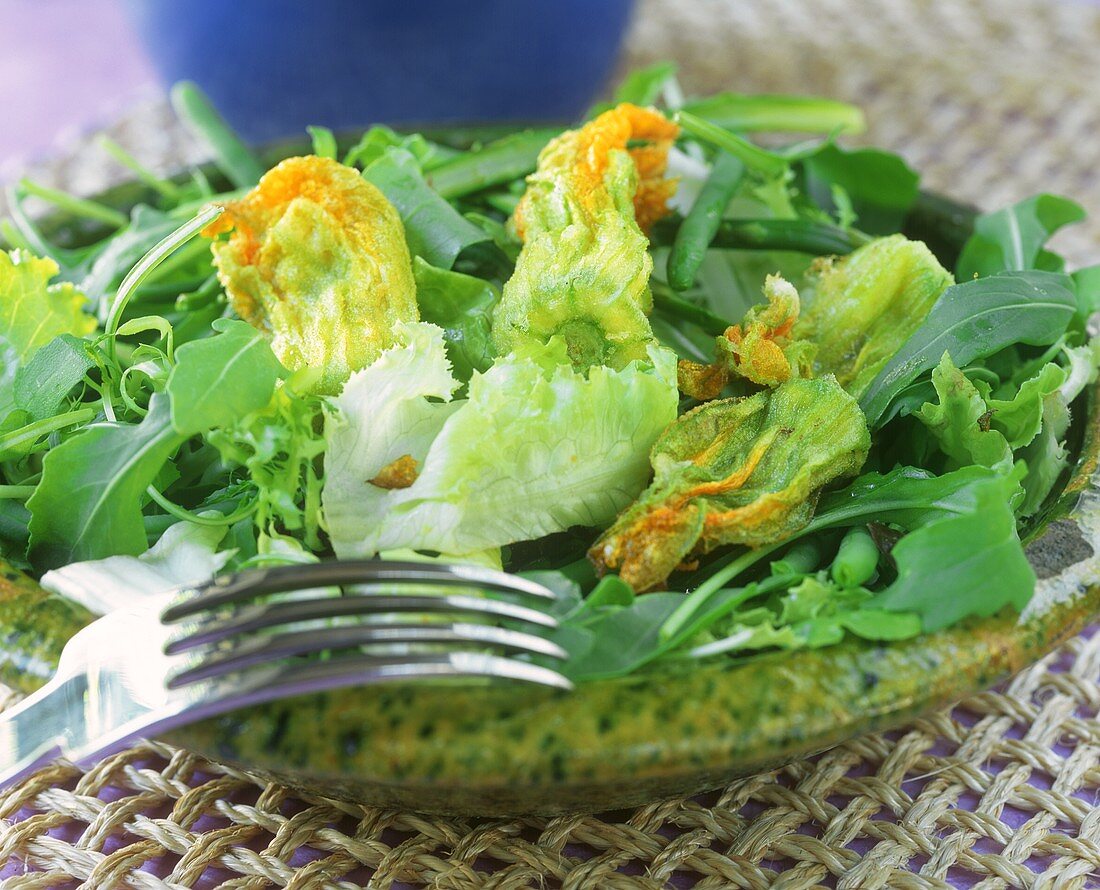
[
  {"left": 322, "top": 321, "right": 679, "bottom": 557},
  {"left": 39, "top": 520, "right": 234, "bottom": 614}
]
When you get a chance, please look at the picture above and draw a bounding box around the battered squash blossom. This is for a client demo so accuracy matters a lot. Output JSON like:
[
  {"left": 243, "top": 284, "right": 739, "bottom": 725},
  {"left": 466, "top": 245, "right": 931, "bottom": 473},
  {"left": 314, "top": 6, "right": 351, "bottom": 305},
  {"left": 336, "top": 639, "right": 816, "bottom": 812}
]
[
  {"left": 590, "top": 377, "right": 870, "bottom": 591},
  {"left": 679, "top": 274, "right": 814, "bottom": 399},
  {"left": 493, "top": 103, "right": 679, "bottom": 370},
  {"left": 203, "top": 155, "right": 419, "bottom": 393},
  {"left": 795, "top": 234, "right": 954, "bottom": 397}
]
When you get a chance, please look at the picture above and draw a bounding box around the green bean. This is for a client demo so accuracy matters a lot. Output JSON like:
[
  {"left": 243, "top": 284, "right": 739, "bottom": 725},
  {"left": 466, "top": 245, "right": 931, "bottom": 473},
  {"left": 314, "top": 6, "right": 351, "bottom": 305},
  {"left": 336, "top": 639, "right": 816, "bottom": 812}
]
[
  {"left": 830, "top": 525, "right": 879, "bottom": 588},
  {"left": 675, "top": 111, "right": 789, "bottom": 177},
  {"left": 667, "top": 152, "right": 745, "bottom": 290},
  {"left": 170, "top": 82, "right": 263, "bottom": 188},
  {"left": 770, "top": 536, "right": 827, "bottom": 577},
  {"left": 426, "top": 129, "right": 557, "bottom": 199},
  {"left": 653, "top": 216, "right": 867, "bottom": 256}
]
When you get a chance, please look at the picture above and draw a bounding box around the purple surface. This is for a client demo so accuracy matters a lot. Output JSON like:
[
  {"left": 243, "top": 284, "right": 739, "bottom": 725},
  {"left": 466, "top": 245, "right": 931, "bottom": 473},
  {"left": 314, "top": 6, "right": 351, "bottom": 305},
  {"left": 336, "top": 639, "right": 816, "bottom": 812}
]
[{"left": 0, "top": 0, "right": 156, "bottom": 176}]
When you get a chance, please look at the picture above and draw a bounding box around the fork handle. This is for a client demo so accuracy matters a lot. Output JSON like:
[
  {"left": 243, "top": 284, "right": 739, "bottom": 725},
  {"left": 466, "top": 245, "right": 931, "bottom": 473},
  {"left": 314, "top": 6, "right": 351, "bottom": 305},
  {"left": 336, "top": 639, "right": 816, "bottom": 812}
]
[
  {"left": 0, "top": 673, "right": 88, "bottom": 789},
  {"left": 0, "top": 562, "right": 93, "bottom": 694}
]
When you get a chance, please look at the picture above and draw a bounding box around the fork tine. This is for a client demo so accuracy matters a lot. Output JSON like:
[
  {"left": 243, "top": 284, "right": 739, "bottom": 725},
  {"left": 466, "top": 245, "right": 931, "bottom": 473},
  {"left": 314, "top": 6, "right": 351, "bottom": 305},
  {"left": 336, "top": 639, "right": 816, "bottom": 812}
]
[
  {"left": 192, "top": 651, "right": 575, "bottom": 701},
  {"left": 161, "top": 560, "right": 557, "bottom": 623},
  {"left": 164, "top": 592, "right": 559, "bottom": 654},
  {"left": 167, "top": 622, "right": 569, "bottom": 688}
]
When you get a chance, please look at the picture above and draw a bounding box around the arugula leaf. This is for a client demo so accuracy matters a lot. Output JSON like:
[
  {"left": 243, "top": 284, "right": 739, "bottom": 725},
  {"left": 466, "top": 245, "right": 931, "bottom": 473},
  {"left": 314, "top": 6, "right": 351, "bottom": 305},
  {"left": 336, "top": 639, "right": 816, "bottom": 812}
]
[
  {"left": 871, "top": 474, "right": 1034, "bottom": 629},
  {"left": 859, "top": 271, "right": 1077, "bottom": 426},
  {"left": 800, "top": 145, "right": 919, "bottom": 234},
  {"left": 556, "top": 592, "right": 687, "bottom": 681},
  {"left": 412, "top": 257, "right": 498, "bottom": 381},
  {"left": 14, "top": 334, "right": 95, "bottom": 421},
  {"left": 956, "top": 195, "right": 1085, "bottom": 280},
  {"left": 811, "top": 464, "right": 1005, "bottom": 531},
  {"left": 27, "top": 394, "right": 184, "bottom": 569},
  {"left": 166, "top": 318, "right": 284, "bottom": 436},
  {"left": 363, "top": 147, "right": 492, "bottom": 269}
]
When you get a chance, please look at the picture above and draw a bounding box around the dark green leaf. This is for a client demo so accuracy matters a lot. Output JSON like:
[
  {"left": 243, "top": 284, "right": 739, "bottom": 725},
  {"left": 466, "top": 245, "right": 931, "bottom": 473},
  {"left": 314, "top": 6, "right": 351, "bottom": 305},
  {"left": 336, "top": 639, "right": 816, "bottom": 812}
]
[
  {"left": 557, "top": 592, "right": 687, "bottom": 681},
  {"left": 27, "top": 394, "right": 184, "bottom": 568},
  {"left": 810, "top": 464, "right": 1005, "bottom": 532},
  {"left": 412, "top": 257, "right": 499, "bottom": 381},
  {"left": 14, "top": 334, "right": 95, "bottom": 421},
  {"left": 859, "top": 271, "right": 1077, "bottom": 426},
  {"left": 166, "top": 318, "right": 284, "bottom": 436},
  {"left": 801, "top": 145, "right": 919, "bottom": 234},
  {"left": 871, "top": 474, "right": 1034, "bottom": 629},
  {"left": 956, "top": 195, "right": 1085, "bottom": 281},
  {"left": 363, "top": 148, "right": 492, "bottom": 269}
]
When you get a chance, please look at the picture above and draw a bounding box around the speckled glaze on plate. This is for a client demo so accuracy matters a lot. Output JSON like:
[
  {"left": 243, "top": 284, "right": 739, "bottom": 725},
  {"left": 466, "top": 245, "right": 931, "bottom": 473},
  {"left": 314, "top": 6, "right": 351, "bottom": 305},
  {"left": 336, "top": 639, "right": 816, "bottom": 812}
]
[{"left": 3, "top": 157, "right": 1099, "bottom": 816}]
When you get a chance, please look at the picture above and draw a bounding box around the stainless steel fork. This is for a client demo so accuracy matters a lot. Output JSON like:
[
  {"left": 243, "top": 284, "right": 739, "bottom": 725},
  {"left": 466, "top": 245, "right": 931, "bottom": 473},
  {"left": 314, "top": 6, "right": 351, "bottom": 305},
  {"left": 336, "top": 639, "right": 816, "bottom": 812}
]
[{"left": 0, "top": 560, "right": 570, "bottom": 789}]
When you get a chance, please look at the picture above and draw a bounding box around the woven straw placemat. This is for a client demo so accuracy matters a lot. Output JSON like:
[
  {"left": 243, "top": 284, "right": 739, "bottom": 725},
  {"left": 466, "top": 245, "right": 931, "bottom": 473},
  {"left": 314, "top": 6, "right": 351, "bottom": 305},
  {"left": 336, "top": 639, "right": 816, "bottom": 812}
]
[{"left": 2, "top": 0, "right": 1100, "bottom": 886}]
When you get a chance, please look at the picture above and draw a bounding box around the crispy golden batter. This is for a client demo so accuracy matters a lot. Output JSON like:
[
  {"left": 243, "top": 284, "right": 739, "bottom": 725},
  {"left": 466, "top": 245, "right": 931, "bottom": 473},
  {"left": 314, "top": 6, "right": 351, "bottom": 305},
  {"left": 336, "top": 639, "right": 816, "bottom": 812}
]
[{"left": 204, "top": 155, "right": 418, "bottom": 393}]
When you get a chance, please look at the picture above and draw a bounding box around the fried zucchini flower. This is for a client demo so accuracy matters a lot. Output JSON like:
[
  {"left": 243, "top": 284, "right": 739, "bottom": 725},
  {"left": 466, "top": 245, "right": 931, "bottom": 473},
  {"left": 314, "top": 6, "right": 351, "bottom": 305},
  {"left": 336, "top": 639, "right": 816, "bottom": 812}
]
[
  {"left": 678, "top": 274, "right": 815, "bottom": 399},
  {"left": 492, "top": 104, "right": 679, "bottom": 370},
  {"left": 203, "top": 155, "right": 418, "bottom": 394},
  {"left": 590, "top": 376, "right": 870, "bottom": 591},
  {"left": 794, "top": 234, "right": 954, "bottom": 397}
]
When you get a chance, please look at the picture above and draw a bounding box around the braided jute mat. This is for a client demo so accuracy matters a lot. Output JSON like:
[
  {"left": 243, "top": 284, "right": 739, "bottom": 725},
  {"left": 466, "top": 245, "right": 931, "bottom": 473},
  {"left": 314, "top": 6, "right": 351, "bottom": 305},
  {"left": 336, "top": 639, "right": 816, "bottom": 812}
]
[{"left": 2, "top": 0, "right": 1100, "bottom": 886}]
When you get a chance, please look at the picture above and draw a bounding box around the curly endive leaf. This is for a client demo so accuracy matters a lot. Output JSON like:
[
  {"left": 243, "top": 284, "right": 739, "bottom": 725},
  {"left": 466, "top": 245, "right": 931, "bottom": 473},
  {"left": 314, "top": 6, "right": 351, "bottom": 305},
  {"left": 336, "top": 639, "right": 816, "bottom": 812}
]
[
  {"left": 493, "top": 104, "right": 679, "bottom": 370},
  {"left": 591, "top": 376, "right": 870, "bottom": 591},
  {"left": 203, "top": 155, "right": 418, "bottom": 394}
]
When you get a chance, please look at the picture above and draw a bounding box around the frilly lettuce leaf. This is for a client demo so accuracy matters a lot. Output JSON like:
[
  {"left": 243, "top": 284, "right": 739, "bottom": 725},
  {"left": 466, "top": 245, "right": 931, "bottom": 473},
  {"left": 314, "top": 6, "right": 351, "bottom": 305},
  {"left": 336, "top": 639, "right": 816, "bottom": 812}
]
[
  {"left": 591, "top": 376, "right": 870, "bottom": 591},
  {"left": 203, "top": 155, "right": 419, "bottom": 394},
  {"left": 794, "top": 234, "right": 954, "bottom": 397},
  {"left": 492, "top": 104, "right": 679, "bottom": 370},
  {"left": 916, "top": 353, "right": 1013, "bottom": 471},
  {"left": 322, "top": 321, "right": 679, "bottom": 558}
]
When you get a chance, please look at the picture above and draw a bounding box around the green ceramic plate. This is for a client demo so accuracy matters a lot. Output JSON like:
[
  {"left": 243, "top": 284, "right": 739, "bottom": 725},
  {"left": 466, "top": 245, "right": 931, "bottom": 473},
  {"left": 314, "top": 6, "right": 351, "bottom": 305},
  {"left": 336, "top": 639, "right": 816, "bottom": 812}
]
[{"left": 3, "top": 142, "right": 1098, "bottom": 817}]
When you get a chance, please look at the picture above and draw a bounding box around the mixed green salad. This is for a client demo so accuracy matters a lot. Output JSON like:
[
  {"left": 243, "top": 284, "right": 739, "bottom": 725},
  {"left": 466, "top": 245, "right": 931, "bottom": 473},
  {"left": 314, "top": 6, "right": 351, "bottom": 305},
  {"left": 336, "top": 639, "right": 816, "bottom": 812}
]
[{"left": 1, "top": 66, "right": 1097, "bottom": 683}]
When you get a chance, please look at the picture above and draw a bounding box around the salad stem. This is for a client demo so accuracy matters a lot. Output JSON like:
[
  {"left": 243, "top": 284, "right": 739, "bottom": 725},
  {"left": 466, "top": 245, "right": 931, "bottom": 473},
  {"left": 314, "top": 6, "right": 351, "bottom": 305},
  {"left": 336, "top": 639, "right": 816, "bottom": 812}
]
[
  {"left": 17, "top": 179, "right": 129, "bottom": 229},
  {"left": 659, "top": 542, "right": 784, "bottom": 642},
  {"left": 170, "top": 82, "right": 263, "bottom": 189},
  {"left": 651, "top": 284, "right": 731, "bottom": 335},
  {"left": 675, "top": 111, "right": 789, "bottom": 176},
  {"left": 97, "top": 136, "right": 184, "bottom": 201},
  {"left": 0, "top": 408, "right": 98, "bottom": 455},
  {"left": 145, "top": 486, "right": 258, "bottom": 526},
  {"left": 0, "top": 486, "right": 37, "bottom": 500}
]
